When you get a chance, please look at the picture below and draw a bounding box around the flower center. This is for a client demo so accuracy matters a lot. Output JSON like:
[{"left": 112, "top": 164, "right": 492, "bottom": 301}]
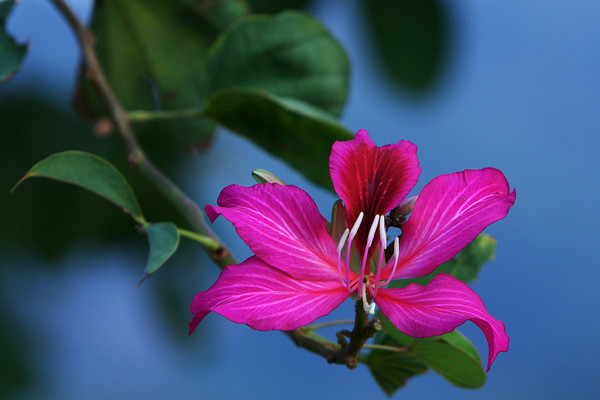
[{"left": 336, "top": 212, "right": 400, "bottom": 314}]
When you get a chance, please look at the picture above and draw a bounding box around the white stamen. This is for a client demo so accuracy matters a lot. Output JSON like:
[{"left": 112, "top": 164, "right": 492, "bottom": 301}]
[
  {"left": 365, "top": 214, "right": 380, "bottom": 249},
  {"left": 380, "top": 237, "right": 400, "bottom": 287},
  {"left": 337, "top": 229, "right": 350, "bottom": 253},
  {"left": 358, "top": 215, "right": 380, "bottom": 297},
  {"left": 372, "top": 217, "right": 387, "bottom": 296},
  {"left": 349, "top": 212, "right": 364, "bottom": 239},
  {"left": 336, "top": 229, "right": 350, "bottom": 289},
  {"left": 378, "top": 216, "right": 386, "bottom": 245},
  {"left": 345, "top": 212, "right": 364, "bottom": 292}
]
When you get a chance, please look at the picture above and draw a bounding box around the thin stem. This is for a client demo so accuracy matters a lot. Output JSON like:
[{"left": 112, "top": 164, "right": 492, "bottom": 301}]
[
  {"left": 178, "top": 228, "right": 221, "bottom": 251},
  {"left": 49, "top": 0, "right": 234, "bottom": 268},
  {"left": 363, "top": 344, "right": 410, "bottom": 353},
  {"left": 128, "top": 107, "right": 204, "bottom": 123},
  {"left": 305, "top": 320, "right": 355, "bottom": 331}
]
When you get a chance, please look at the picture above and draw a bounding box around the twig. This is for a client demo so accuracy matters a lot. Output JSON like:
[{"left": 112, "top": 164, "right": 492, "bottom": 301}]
[
  {"left": 49, "top": 0, "right": 234, "bottom": 268},
  {"left": 128, "top": 107, "right": 204, "bottom": 123}
]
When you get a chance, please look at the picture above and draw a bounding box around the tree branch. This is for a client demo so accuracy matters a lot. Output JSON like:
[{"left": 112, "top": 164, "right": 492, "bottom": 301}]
[{"left": 49, "top": 0, "right": 234, "bottom": 268}]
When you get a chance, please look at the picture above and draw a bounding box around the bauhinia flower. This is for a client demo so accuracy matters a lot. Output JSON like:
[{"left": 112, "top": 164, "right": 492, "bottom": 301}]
[{"left": 190, "top": 129, "right": 515, "bottom": 371}]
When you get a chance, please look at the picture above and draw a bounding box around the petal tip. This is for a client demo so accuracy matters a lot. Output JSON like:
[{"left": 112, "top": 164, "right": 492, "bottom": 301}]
[{"left": 204, "top": 204, "right": 219, "bottom": 223}]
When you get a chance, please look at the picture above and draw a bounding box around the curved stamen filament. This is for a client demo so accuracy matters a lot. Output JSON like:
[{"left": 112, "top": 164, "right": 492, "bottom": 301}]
[
  {"left": 358, "top": 214, "right": 380, "bottom": 297},
  {"left": 372, "top": 216, "right": 387, "bottom": 296},
  {"left": 380, "top": 237, "right": 400, "bottom": 287},
  {"left": 345, "top": 212, "right": 364, "bottom": 291},
  {"left": 336, "top": 228, "right": 350, "bottom": 290}
]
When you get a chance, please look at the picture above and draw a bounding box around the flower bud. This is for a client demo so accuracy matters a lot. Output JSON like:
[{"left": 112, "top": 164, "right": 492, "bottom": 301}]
[
  {"left": 251, "top": 169, "right": 285, "bottom": 185},
  {"left": 387, "top": 196, "right": 417, "bottom": 227}
]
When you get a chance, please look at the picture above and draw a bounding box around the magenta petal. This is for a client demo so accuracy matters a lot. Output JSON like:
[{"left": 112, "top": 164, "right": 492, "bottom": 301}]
[
  {"left": 373, "top": 274, "right": 509, "bottom": 371},
  {"left": 329, "top": 129, "right": 420, "bottom": 254},
  {"left": 189, "top": 257, "right": 349, "bottom": 333},
  {"left": 205, "top": 183, "right": 340, "bottom": 282},
  {"left": 392, "top": 168, "right": 516, "bottom": 280}
]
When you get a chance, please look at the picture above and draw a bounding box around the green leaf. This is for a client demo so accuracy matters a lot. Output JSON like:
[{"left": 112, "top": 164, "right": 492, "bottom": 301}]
[
  {"left": 205, "top": 88, "right": 352, "bottom": 190},
  {"left": 75, "top": 0, "right": 223, "bottom": 147},
  {"left": 378, "top": 314, "right": 486, "bottom": 388},
  {"left": 391, "top": 234, "right": 497, "bottom": 288},
  {"left": 0, "top": 0, "right": 27, "bottom": 82},
  {"left": 362, "top": 0, "right": 448, "bottom": 93},
  {"left": 413, "top": 338, "right": 486, "bottom": 388},
  {"left": 139, "top": 222, "right": 180, "bottom": 285},
  {"left": 14, "top": 151, "right": 144, "bottom": 222},
  {"left": 207, "top": 11, "right": 350, "bottom": 116},
  {"left": 365, "top": 333, "right": 428, "bottom": 396}
]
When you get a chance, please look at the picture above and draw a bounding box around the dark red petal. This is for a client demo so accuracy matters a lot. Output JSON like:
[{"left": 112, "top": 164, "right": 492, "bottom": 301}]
[{"left": 329, "top": 129, "right": 420, "bottom": 254}]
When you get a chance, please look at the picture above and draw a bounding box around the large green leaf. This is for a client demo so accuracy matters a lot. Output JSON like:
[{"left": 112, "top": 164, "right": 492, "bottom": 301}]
[
  {"left": 14, "top": 151, "right": 144, "bottom": 223},
  {"left": 362, "top": 0, "right": 448, "bottom": 94},
  {"left": 364, "top": 333, "right": 428, "bottom": 396},
  {"left": 0, "top": 0, "right": 27, "bottom": 82},
  {"left": 413, "top": 338, "right": 486, "bottom": 388},
  {"left": 378, "top": 314, "right": 486, "bottom": 388},
  {"left": 207, "top": 11, "right": 350, "bottom": 116},
  {"left": 139, "top": 222, "right": 180, "bottom": 285},
  {"left": 75, "top": 0, "right": 226, "bottom": 147},
  {"left": 205, "top": 88, "right": 352, "bottom": 189},
  {"left": 391, "top": 234, "right": 497, "bottom": 288}
]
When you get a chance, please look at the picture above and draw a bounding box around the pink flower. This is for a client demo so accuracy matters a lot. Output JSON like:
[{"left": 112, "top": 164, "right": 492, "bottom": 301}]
[{"left": 190, "top": 129, "right": 515, "bottom": 371}]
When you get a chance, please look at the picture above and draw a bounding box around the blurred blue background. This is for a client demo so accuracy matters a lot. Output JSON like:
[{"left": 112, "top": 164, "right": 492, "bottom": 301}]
[{"left": 2, "top": 0, "right": 599, "bottom": 399}]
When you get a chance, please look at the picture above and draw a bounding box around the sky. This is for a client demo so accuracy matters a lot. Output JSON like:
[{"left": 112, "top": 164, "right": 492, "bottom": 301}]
[{"left": 4, "top": 0, "right": 600, "bottom": 399}]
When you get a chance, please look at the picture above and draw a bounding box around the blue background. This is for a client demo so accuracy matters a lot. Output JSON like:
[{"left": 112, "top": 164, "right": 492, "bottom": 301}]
[{"left": 4, "top": 0, "right": 599, "bottom": 399}]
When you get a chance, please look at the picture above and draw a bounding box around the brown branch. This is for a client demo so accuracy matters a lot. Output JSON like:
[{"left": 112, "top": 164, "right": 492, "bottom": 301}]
[{"left": 49, "top": 0, "right": 234, "bottom": 268}]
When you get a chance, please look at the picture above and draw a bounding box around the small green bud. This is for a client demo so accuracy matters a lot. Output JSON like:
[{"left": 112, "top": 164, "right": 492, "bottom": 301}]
[{"left": 251, "top": 169, "right": 286, "bottom": 185}]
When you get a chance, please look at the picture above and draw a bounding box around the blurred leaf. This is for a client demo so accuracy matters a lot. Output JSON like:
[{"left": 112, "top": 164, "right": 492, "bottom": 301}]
[
  {"left": 392, "top": 234, "right": 496, "bottom": 288},
  {"left": 205, "top": 88, "right": 352, "bottom": 189},
  {"left": 75, "top": 0, "right": 224, "bottom": 148},
  {"left": 189, "top": 0, "right": 249, "bottom": 30},
  {"left": 0, "top": 0, "right": 27, "bottom": 82},
  {"left": 246, "top": 0, "right": 309, "bottom": 13},
  {"left": 362, "top": 0, "right": 448, "bottom": 93},
  {"left": 378, "top": 314, "right": 486, "bottom": 388},
  {"left": 139, "top": 222, "right": 180, "bottom": 284},
  {"left": 364, "top": 332, "right": 428, "bottom": 396},
  {"left": 413, "top": 338, "right": 486, "bottom": 388},
  {"left": 207, "top": 11, "right": 350, "bottom": 116},
  {"left": 14, "top": 151, "right": 145, "bottom": 223}
]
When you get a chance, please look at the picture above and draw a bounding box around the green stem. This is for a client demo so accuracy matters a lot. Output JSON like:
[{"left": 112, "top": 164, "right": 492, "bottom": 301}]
[
  {"left": 363, "top": 344, "right": 410, "bottom": 353},
  {"left": 128, "top": 107, "right": 204, "bottom": 123},
  {"left": 178, "top": 228, "right": 221, "bottom": 251},
  {"left": 305, "top": 319, "right": 354, "bottom": 331}
]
